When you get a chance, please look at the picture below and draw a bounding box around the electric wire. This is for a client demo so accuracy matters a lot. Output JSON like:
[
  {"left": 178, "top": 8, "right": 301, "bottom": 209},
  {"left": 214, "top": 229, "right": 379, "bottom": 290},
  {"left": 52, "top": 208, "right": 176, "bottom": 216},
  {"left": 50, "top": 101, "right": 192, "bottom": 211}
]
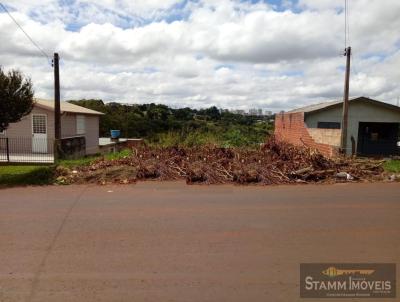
[
  {"left": 0, "top": 2, "right": 52, "bottom": 64},
  {"left": 344, "top": 0, "right": 347, "bottom": 48},
  {"left": 346, "top": 1, "right": 357, "bottom": 79},
  {"left": 346, "top": 0, "right": 350, "bottom": 47}
]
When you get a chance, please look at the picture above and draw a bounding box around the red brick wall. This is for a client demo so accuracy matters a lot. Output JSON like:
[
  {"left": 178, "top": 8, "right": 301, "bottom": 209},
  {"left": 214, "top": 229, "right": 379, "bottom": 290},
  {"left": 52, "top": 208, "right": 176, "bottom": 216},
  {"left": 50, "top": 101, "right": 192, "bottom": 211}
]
[{"left": 274, "top": 112, "right": 338, "bottom": 157}]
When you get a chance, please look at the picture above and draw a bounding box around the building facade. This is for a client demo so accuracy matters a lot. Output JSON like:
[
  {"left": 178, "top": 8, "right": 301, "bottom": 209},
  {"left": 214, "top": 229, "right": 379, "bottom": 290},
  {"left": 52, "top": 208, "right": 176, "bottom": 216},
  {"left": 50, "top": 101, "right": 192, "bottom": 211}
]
[
  {"left": 275, "top": 97, "right": 400, "bottom": 157},
  {"left": 0, "top": 99, "right": 103, "bottom": 155}
]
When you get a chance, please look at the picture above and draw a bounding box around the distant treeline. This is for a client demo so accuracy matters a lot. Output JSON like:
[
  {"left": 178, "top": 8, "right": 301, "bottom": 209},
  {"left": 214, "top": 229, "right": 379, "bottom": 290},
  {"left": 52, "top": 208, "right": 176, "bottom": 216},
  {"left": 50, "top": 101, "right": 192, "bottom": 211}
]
[{"left": 68, "top": 99, "right": 273, "bottom": 147}]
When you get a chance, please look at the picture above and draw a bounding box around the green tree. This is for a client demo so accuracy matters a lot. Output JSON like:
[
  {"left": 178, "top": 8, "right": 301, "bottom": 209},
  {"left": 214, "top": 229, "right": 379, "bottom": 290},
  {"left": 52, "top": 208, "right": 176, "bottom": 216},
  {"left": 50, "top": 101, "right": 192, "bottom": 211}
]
[
  {"left": 67, "top": 99, "right": 272, "bottom": 146},
  {"left": 198, "top": 106, "right": 221, "bottom": 120},
  {"left": 0, "top": 67, "right": 34, "bottom": 131}
]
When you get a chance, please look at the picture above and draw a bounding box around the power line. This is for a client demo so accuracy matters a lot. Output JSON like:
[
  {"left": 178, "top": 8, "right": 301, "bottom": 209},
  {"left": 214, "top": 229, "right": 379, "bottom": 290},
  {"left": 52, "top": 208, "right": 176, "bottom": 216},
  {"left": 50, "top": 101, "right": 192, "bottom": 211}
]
[
  {"left": 0, "top": 2, "right": 51, "bottom": 64},
  {"left": 350, "top": 52, "right": 356, "bottom": 74},
  {"left": 347, "top": 0, "right": 350, "bottom": 46},
  {"left": 344, "top": 0, "right": 347, "bottom": 47},
  {"left": 344, "top": 0, "right": 350, "bottom": 48}
]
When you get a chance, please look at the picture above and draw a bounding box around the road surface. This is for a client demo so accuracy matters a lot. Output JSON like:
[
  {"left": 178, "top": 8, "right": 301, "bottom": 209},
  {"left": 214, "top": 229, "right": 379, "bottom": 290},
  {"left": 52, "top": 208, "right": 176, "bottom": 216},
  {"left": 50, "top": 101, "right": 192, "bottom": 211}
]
[{"left": 0, "top": 182, "right": 399, "bottom": 302}]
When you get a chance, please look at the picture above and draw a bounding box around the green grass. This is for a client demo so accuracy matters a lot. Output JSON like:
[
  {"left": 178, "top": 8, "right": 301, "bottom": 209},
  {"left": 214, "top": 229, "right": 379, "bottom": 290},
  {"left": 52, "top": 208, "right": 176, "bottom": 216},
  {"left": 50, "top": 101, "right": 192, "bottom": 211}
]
[
  {"left": 0, "top": 165, "right": 55, "bottom": 186},
  {"left": 104, "top": 148, "right": 133, "bottom": 160},
  {"left": 0, "top": 149, "right": 134, "bottom": 187},
  {"left": 57, "top": 155, "right": 100, "bottom": 168},
  {"left": 147, "top": 123, "right": 271, "bottom": 148},
  {"left": 383, "top": 160, "right": 400, "bottom": 173},
  {"left": 56, "top": 149, "right": 133, "bottom": 169}
]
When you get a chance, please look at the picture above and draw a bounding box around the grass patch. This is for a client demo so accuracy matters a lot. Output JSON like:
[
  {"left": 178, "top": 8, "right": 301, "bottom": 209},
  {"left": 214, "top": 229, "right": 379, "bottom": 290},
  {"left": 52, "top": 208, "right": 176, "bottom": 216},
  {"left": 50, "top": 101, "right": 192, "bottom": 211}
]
[
  {"left": 0, "top": 165, "right": 55, "bottom": 186},
  {"left": 57, "top": 155, "right": 100, "bottom": 169},
  {"left": 0, "top": 149, "right": 140, "bottom": 187},
  {"left": 147, "top": 125, "right": 270, "bottom": 148},
  {"left": 104, "top": 148, "right": 133, "bottom": 160},
  {"left": 56, "top": 149, "right": 133, "bottom": 169},
  {"left": 383, "top": 160, "right": 400, "bottom": 173}
]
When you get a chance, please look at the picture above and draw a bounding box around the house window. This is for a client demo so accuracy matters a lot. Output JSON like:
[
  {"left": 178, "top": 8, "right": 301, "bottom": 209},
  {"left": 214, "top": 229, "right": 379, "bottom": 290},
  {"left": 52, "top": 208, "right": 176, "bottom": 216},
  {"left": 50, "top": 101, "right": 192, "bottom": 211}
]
[
  {"left": 0, "top": 129, "right": 5, "bottom": 135},
  {"left": 317, "top": 122, "right": 341, "bottom": 129},
  {"left": 32, "top": 115, "right": 47, "bottom": 134},
  {"left": 76, "top": 115, "right": 85, "bottom": 134}
]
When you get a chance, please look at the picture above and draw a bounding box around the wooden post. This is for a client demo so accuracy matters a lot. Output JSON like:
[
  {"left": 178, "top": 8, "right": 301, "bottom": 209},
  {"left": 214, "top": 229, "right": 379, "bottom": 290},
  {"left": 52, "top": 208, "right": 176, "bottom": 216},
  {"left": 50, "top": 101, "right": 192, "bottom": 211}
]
[
  {"left": 53, "top": 53, "right": 61, "bottom": 160},
  {"left": 340, "top": 46, "right": 351, "bottom": 154}
]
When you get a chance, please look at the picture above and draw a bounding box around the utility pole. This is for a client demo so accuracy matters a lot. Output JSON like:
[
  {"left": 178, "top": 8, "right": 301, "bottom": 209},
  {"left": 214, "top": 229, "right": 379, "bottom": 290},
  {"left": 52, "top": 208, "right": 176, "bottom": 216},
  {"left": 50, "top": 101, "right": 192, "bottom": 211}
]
[
  {"left": 340, "top": 46, "right": 351, "bottom": 154},
  {"left": 53, "top": 52, "right": 61, "bottom": 158}
]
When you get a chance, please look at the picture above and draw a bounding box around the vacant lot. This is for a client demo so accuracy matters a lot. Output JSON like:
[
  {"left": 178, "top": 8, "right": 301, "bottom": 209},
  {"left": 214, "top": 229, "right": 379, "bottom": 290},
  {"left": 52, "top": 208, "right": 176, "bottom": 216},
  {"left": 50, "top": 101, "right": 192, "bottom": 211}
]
[{"left": 0, "top": 182, "right": 399, "bottom": 302}]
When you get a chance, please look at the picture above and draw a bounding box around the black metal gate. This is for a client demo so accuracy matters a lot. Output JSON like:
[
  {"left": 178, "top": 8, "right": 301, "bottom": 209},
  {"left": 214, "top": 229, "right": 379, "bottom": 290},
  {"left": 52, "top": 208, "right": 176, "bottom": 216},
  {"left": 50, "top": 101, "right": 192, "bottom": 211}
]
[{"left": 357, "top": 122, "right": 400, "bottom": 156}]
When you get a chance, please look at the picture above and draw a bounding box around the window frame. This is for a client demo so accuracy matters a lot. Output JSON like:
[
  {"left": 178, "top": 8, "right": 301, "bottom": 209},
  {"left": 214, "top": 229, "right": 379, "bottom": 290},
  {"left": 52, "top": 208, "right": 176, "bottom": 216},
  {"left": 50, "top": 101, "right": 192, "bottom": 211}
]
[
  {"left": 76, "top": 115, "right": 86, "bottom": 135},
  {"left": 317, "top": 122, "right": 341, "bottom": 129},
  {"left": 32, "top": 114, "right": 48, "bottom": 135}
]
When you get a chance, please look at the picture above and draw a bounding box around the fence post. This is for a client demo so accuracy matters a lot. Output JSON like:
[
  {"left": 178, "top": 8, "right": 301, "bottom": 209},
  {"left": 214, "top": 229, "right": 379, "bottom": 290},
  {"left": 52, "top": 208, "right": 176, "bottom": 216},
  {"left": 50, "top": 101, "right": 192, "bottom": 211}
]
[{"left": 6, "top": 137, "right": 10, "bottom": 162}]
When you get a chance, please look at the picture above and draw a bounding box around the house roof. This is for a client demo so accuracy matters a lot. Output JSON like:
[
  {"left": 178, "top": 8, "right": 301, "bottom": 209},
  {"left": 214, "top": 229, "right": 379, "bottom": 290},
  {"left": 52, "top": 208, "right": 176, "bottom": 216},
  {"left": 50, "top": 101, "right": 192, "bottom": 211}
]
[
  {"left": 34, "top": 99, "right": 104, "bottom": 115},
  {"left": 288, "top": 97, "right": 400, "bottom": 114},
  {"left": 288, "top": 99, "right": 342, "bottom": 113}
]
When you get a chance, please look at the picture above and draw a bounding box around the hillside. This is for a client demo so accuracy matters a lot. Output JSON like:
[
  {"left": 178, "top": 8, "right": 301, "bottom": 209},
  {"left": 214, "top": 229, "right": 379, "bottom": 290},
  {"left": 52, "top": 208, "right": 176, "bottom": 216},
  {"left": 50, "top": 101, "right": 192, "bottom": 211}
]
[{"left": 68, "top": 99, "right": 273, "bottom": 147}]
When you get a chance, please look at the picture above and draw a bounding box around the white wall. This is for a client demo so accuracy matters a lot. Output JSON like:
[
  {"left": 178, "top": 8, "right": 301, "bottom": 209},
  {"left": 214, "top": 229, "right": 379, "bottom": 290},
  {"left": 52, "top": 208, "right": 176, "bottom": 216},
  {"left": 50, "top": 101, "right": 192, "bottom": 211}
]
[{"left": 305, "top": 101, "right": 400, "bottom": 154}]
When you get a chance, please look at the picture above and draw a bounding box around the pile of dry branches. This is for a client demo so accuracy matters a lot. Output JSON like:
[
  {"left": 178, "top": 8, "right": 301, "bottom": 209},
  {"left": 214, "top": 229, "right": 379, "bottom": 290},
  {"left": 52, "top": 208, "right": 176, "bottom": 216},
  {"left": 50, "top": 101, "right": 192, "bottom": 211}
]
[{"left": 67, "top": 137, "right": 385, "bottom": 185}]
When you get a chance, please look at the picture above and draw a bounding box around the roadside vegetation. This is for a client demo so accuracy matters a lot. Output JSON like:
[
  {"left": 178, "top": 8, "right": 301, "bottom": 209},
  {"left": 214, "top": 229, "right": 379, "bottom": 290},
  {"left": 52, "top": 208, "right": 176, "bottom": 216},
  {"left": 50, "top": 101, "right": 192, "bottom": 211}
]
[
  {"left": 68, "top": 99, "right": 273, "bottom": 148},
  {"left": 0, "top": 165, "right": 55, "bottom": 186},
  {"left": 383, "top": 160, "right": 400, "bottom": 173},
  {"left": 0, "top": 149, "right": 135, "bottom": 186},
  {"left": 1, "top": 150, "right": 399, "bottom": 187},
  {"left": 45, "top": 140, "right": 391, "bottom": 186}
]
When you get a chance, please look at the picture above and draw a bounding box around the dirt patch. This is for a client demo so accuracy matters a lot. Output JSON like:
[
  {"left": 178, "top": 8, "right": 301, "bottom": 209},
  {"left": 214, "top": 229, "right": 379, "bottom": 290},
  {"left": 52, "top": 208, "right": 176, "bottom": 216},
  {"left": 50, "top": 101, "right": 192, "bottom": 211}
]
[{"left": 55, "top": 137, "right": 388, "bottom": 185}]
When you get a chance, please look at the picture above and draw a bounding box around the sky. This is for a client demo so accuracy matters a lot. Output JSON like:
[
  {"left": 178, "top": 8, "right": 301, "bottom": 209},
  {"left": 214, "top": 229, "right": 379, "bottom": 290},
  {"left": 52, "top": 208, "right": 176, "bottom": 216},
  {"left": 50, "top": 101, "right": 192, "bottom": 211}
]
[{"left": 0, "top": 0, "right": 400, "bottom": 112}]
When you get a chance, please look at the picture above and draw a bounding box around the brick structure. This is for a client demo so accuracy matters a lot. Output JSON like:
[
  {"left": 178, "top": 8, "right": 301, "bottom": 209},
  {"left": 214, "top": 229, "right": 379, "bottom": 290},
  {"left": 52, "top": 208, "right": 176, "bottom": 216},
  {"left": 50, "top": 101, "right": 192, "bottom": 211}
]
[
  {"left": 307, "top": 128, "right": 341, "bottom": 147},
  {"left": 275, "top": 97, "right": 400, "bottom": 157},
  {"left": 274, "top": 112, "right": 339, "bottom": 157}
]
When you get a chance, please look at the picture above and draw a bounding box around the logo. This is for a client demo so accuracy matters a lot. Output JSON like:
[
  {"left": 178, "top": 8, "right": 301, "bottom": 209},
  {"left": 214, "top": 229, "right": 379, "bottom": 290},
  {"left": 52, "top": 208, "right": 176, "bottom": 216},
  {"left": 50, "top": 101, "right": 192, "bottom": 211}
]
[
  {"left": 300, "top": 263, "right": 396, "bottom": 298},
  {"left": 322, "top": 266, "right": 374, "bottom": 278}
]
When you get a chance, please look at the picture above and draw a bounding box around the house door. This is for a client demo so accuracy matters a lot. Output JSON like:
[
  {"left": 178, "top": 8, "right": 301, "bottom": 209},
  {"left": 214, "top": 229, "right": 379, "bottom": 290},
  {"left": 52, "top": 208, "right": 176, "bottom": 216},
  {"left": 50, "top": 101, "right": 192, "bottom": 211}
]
[{"left": 32, "top": 114, "right": 48, "bottom": 153}]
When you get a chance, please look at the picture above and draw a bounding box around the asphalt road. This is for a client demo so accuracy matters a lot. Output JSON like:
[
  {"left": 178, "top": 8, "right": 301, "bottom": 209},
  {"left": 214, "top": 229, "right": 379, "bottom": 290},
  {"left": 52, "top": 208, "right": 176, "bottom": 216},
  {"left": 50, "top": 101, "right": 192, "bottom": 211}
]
[{"left": 0, "top": 182, "right": 399, "bottom": 302}]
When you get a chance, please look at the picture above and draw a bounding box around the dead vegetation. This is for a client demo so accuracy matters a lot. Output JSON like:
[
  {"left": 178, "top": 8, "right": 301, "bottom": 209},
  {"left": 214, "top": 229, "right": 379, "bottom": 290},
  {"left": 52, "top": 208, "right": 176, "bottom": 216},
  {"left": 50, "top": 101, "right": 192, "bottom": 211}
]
[{"left": 57, "top": 137, "right": 386, "bottom": 185}]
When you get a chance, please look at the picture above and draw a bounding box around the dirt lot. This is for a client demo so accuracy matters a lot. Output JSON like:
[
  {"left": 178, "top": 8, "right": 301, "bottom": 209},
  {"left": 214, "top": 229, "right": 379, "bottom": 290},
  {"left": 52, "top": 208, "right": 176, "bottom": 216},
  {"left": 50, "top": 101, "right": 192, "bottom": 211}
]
[
  {"left": 55, "top": 141, "right": 389, "bottom": 185},
  {"left": 0, "top": 182, "right": 399, "bottom": 302}
]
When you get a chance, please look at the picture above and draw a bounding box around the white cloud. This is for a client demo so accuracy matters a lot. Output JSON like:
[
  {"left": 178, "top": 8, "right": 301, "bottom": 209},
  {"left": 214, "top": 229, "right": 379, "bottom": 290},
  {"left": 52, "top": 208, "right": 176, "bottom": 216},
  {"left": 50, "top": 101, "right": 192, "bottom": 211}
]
[
  {"left": 4, "top": 0, "right": 182, "bottom": 24},
  {"left": 1, "top": 0, "right": 400, "bottom": 111}
]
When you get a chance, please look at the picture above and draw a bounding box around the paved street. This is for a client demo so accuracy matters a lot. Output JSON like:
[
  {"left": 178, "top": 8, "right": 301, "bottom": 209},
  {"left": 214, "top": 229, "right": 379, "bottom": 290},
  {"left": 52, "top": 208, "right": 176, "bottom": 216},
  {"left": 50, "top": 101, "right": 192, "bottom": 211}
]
[{"left": 0, "top": 182, "right": 399, "bottom": 302}]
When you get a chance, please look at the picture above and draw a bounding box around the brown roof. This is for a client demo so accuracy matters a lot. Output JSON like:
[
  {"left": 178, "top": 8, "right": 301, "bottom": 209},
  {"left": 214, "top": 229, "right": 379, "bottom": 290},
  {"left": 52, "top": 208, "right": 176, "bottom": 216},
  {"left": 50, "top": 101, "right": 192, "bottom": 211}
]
[
  {"left": 288, "top": 97, "right": 400, "bottom": 114},
  {"left": 34, "top": 99, "right": 104, "bottom": 115}
]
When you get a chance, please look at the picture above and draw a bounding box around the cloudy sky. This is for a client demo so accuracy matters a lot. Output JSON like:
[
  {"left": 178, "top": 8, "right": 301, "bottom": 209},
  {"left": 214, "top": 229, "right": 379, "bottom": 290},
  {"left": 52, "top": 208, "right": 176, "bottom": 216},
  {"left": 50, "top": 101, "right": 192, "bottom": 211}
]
[{"left": 1, "top": 0, "right": 399, "bottom": 111}]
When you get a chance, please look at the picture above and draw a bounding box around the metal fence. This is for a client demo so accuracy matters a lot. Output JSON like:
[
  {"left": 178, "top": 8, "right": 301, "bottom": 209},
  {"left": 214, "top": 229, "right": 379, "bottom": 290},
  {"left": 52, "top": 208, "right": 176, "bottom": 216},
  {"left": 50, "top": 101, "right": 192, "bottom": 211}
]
[{"left": 0, "top": 137, "right": 54, "bottom": 164}]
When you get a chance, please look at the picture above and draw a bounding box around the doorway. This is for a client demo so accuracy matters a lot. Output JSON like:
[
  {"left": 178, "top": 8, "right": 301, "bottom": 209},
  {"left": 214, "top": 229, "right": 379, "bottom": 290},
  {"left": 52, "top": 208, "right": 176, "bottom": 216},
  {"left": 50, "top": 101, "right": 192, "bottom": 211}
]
[{"left": 32, "top": 114, "right": 48, "bottom": 153}]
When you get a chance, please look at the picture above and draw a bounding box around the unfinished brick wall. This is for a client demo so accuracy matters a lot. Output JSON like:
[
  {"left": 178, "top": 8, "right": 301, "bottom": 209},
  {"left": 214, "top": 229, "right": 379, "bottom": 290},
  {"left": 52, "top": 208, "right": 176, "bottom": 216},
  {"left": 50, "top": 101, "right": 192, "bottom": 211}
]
[
  {"left": 307, "top": 128, "right": 341, "bottom": 147},
  {"left": 274, "top": 112, "right": 338, "bottom": 157}
]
